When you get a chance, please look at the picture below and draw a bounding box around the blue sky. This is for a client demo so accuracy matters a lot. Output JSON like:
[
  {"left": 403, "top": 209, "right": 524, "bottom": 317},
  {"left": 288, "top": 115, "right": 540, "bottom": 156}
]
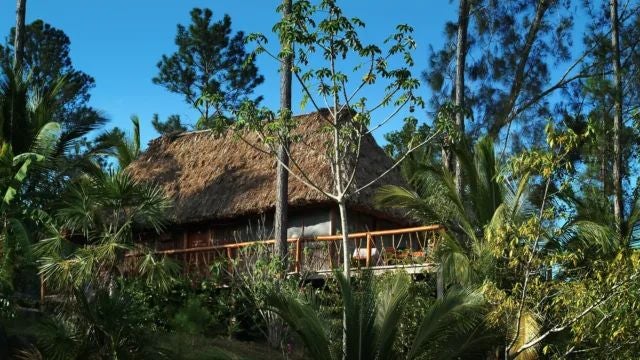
[{"left": 0, "top": 1, "right": 458, "bottom": 147}]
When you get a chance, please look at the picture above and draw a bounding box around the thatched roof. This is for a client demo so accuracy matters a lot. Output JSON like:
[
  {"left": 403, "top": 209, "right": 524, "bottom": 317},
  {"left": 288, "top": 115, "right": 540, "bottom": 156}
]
[{"left": 127, "top": 110, "right": 410, "bottom": 225}]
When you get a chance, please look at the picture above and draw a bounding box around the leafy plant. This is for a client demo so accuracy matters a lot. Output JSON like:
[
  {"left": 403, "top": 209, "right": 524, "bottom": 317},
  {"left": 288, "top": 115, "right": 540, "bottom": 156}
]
[
  {"left": 171, "top": 296, "right": 213, "bottom": 336},
  {"left": 267, "top": 271, "right": 488, "bottom": 359}
]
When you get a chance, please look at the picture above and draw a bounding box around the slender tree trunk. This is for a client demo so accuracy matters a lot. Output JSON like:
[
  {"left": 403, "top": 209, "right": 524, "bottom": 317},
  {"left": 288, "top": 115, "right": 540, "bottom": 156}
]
[
  {"left": 337, "top": 198, "right": 350, "bottom": 359},
  {"left": 10, "top": 0, "right": 27, "bottom": 147},
  {"left": 600, "top": 105, "right": 607, "bottom": 195},
  {"left": 436, "top": 0, "right": 470, "bottom": 301},
  {"left": 274, "top": 0, "right": 293, "bottom": 269},
  {"left": 454, "top": 0, "right": 469, "bottom": 197},
  {"left": 14, "top": 0, "right": 26, "bottom": 68},
  {"left": 436, "top": 266, "right": 444, "bottom": 299},
  {"left": 338, "top": 199, "right": 350, "bottom": 279},
  {"left": 441, "top": 146, "right": 453, "bottom": 173},
  {"left": 610, "top": 0, "right": 624, "bottom": 232}
]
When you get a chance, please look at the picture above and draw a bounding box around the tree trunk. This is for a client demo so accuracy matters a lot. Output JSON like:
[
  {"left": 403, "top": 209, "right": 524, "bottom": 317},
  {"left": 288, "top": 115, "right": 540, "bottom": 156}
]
[
  {"left": 600, "top": 105, "right": 607, "bottom": 195},
  {"left": 610, "top": 0, "right": 624, "bottom": 232},
  {"left": 454, "top": 0, "right": 469, "bottom": 197},
  {"left": 436, "top": 266, "right": 444, "bottom": 299},
  {"left": 441, "top": 146, "right": 453, "bottom": 173},
  {"left": 274, "top": 0, "right": 293, "bottom": 269},
  {"left": 14, "top": 0, "right": 27, "bottom": 68},
  {"left": 338, "top": 199, "right": 351, "bottom": 279},
  {"left": 337, "top": 198, "right": 350, "bottom": 359},
  {"left": 488, "top": 0, "right": 549, "bottom": 138}
]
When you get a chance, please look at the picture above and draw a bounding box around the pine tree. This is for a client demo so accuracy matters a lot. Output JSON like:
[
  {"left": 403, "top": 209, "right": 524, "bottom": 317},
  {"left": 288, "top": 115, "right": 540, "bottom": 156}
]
[
  {"left": 151, "top": 114, "right": 187, "bottom": 135},
  {"left": 424, "top": 0, "right": 575, "bottom": 148},
  {"left": 1, "top": 20, "right": 101, "bottom": 124},
  {"left": 153, "top": 8, "right": 264, "bottom": 127}
]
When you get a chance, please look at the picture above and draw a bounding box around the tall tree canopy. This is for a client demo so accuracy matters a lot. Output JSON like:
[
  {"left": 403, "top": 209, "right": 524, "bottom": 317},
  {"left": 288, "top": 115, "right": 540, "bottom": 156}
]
[
  {"left": 153, "top": 8, "right": 264, "bottom": 128},
  {"left": 424, "top": 0, "right": 575, "bottom": 148},
  {"left": 1, "top": 20, "right": 99, "bottom": 123}
]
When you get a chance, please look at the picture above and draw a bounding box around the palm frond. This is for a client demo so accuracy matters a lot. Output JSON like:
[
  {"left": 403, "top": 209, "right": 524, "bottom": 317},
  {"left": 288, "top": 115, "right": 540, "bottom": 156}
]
[
  {"left": 265, "top": 287, "right": 333, "bottom": 360},
  {"left": 406, "top": 288, "right": 485, "bottom": 359},
  {"left": 136, "top": 252, "right": 180, "bottom": 293},
  {"left": 30, "top": 121, "right": 61, "bottom": 160},
  {"left": 373, "top": 272, "right": 411, "bottom": 360},
  {"left": 35, "top": 316, "right": 82, "bottom": 360},
  {"left": 375, "top": 185, "right": 443, "bottom": 225},
  {"left": 551, "top": 220, "right": 619, "bottom": 256},
  {"left": 93, "top": 116, "right": 141, "bottom": 169}
]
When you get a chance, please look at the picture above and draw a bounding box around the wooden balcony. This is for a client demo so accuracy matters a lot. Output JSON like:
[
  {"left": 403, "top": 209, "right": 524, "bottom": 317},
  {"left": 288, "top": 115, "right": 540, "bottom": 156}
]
[{"left": 139, "top": 225, "right": 444, "bottom": 279}]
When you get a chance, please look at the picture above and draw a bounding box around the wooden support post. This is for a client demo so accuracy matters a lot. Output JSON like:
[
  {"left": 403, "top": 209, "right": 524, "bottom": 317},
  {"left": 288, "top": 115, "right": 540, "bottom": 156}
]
[
  {"left": 295, "top": 238, "right": 302, "bottom": 272},
  {"left": 353, "top": 238, "right": 358, "bottom": 269},
  {"left": 409, "top": 233, "right": 414, "bottom": 257},
  {"left": 366, "top": 233, "right": 372, "bottom": 267},
  {"left": 329, "top": 242, "right": 335, "bottom": 269},
  {"left": 182, "top": 231, "right": 188, "bottom": 273}
]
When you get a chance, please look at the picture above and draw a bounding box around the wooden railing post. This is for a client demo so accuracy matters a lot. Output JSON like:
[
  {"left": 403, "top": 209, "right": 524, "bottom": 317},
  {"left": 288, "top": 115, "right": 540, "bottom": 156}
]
[
  {"left": 366, "top": 232, "right": 372, "bottom": 268},
  {"left": 226, "top": 247, "right": 233, "bottom": 274}
]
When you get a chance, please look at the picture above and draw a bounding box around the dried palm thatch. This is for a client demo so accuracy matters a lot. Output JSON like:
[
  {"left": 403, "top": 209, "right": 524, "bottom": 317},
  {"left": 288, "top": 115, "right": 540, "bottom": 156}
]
[{"left": 127, "top": 110, "right": 410, "bottom": 224}]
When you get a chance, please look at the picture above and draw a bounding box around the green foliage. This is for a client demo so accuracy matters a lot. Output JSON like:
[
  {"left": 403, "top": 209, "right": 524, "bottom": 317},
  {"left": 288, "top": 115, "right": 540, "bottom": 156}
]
[
  {"left": 94, "top": 115, "right": 141, "bottom": 170},
  {"left": 267, "top": 271, "right": 488, "bottom": 360},
  {"left": 0, "top": 20, "right": 102, "bottom": 124},
  {"left": 228, "top": 244, "right": 299, "bottom": 346},
  {"left": 153, "top": 8, "right": 264, "bottom": 124},
  {"left": 36, "top": 168, "right": 171, "bottom": 293},
  {"left": 383, "top": 117, "right": 435, "bottom": 161},
  {"left": 0, "top": 113, "right": 60, "bottom": 294},
  {"left": 424, "top": 0, "right": 574, "bottom": 141},
  {"left": 33, "top": 288, "right": 168, "bottom": 359},
  {"left": 172, "top": 296, "right": 213, "bottom": 336},
  {"left": 376, "top": 136, "right": 504, "bottom": 245},
  {"left": 151, "top": 113, "right": 187, "bottom": 135},
  {"left": 0, "top": 65, "right": 103, "bottom": 215}
]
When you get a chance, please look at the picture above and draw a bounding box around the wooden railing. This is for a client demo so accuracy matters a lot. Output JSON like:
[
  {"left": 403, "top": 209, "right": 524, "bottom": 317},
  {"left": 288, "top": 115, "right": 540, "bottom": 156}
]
[{"left": 132, "top": 225, "right": 444, "bottom": 278}]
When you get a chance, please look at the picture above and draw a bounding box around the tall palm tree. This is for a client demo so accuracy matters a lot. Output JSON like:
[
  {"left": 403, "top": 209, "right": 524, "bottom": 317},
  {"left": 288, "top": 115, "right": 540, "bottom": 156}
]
[
  {"left": 375, "top": 137, "right": 542, "bottom": 358},
  {"left": 267, "top": 271, "right": 491, "bottom": 360}
]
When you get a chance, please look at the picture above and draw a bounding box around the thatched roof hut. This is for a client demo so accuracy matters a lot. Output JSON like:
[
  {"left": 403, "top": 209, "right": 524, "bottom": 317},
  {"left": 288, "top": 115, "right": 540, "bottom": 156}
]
[{"left": 127, "top": 109, "right": 410, "bottom": 227}]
